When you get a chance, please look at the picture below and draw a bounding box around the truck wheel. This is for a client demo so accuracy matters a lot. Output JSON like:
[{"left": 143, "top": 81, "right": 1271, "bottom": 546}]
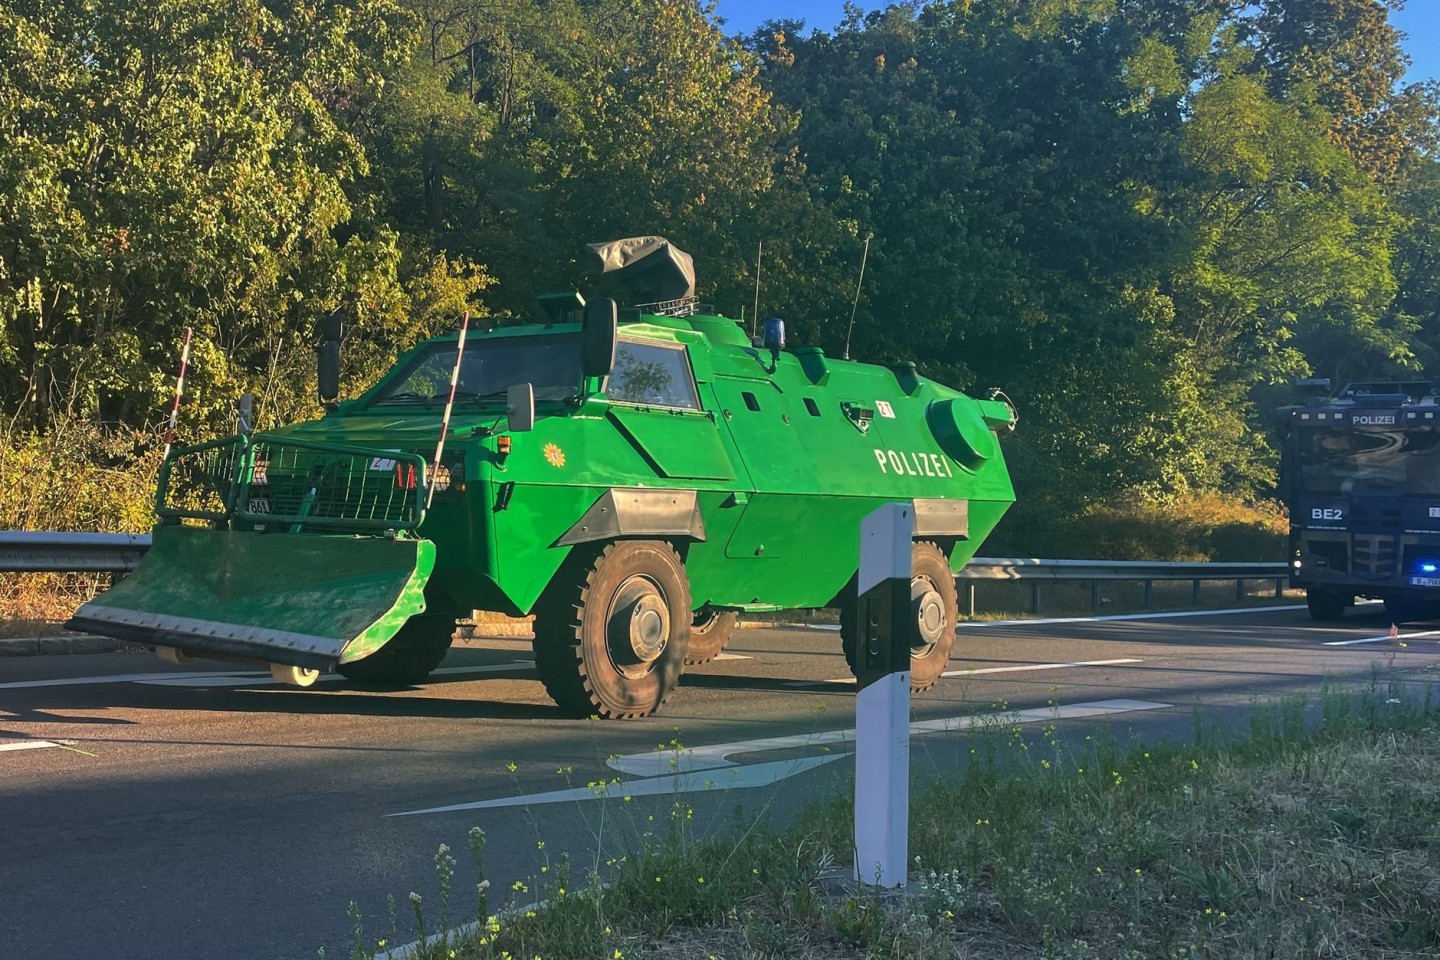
[
  {"left": 337, "top": 616, "right": 455, "bottom": 687},
  {"left": 1383, "top": 598, "right": 1430, "bottom": 624},
  {"left": 1306, "top": 589, "right": 1348, "bottom": 622},
  {"left": 533, "top": 541, "right": 692, "bottom": 719},
  {"left": 840, "top": 540, "right": 959, "bottom": 692},
  {"left": 685, "top": 607, "right": 738, "bottom": 665}
]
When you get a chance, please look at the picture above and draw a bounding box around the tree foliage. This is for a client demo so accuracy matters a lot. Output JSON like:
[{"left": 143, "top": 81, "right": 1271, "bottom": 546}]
[{"left": 0, "top": 0, "right": 1436, "bottom": 550}]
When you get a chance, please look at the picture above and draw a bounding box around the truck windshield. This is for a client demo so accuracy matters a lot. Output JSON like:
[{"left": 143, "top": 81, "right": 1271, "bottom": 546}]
[
  {"left": 370, "top": 335, "right": 580, "bottom": 406},
  {"left": 1298, "top": 426, "right": 1440, "bottom": 494}
]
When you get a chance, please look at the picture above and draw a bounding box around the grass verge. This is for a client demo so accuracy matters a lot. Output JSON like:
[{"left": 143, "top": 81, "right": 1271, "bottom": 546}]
[{"left": 340, "top": 675, "right": 1440, "bottom": 960}]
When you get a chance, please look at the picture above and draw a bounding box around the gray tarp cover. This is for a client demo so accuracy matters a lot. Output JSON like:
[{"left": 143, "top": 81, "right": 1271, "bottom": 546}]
[{"left": 585, "top": 236, "right": 696, "bottom": 302}]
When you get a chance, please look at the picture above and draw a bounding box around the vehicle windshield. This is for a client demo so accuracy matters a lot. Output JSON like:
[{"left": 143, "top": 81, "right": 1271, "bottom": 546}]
[
  {"left": 369, "top": 335, "right": 580, "bottom": 407},
  {"left": 1298, "top": 425, "right": 1440, "bottom": 495}
]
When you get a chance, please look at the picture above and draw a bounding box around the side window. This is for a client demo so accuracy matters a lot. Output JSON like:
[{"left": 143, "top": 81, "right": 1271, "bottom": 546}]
[{"left": 608, "top": 340, "right": 700, "bottom": 410}]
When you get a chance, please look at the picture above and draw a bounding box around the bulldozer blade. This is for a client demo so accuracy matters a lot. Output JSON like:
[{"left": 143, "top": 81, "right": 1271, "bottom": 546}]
[{"left": 68, "top": 525, "right": 435, "bottom": 671}]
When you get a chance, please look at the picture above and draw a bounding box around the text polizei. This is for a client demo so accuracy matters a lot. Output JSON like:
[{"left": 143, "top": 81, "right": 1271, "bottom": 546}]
[{"left": 873, "top": 448, "right": 954, "bottom": 478}]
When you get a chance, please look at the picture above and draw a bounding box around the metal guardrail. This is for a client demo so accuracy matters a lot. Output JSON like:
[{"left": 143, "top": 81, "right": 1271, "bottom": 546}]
[
  {"left": 0, "top": 534, "right": 1291, "bottom": 615},
  {"left": 957, "top": 558, "right": 1290, "bottom": 616},
  {"left": 0, "top": 532, "right": 153, "bottom": 573},
  {"left": 960, "top": 558, "right": 1286, "bottom": 580}
]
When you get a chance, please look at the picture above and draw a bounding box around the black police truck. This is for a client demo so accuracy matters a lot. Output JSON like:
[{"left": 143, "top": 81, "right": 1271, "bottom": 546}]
[{"left": 1280, "top": 380, "right": 1440, "bottom": 622}]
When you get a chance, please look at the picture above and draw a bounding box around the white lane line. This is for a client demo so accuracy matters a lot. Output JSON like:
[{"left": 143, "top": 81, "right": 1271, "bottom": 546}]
[
  {"left": 386, "top": 698, "right": 1170, "bottom": 817},
  {"left": 710, "top": 652, "right": 753, "bottom": 661},
  {"left": 772, "top": 603, "right": 1335, "bottom": 634},
  {"left": 0, "top": 740, "right": 72, "bottom": 753},
  {"left": 1324, "top": 629, "right": 1440, "bottom": 647},
  {"left": 0, "top": 670, "right": 268, "bottom": 690},
  {"left": 780, "top": 657, "right": 1144, "bottom": 688},
  {"left": 969, "top": 605, "right": 1309, "bottom": 628},
  {"left": 1, "top": 661, "right": 535, "bottom": 691},
  {"left": 135, "top": 661, "right": 536, "bottom": 687},
  {"left": 942, "top": 657, "right": 1142, "bottom": 678},
  {"left": 431, "top": 662, "right": 534, "bottom": 675},
  {"left": 610, "top": 697, "right": 1171, "bottom": 777},
  {"left": 387, "top": 756, "right": 844, "bottom": 817}
]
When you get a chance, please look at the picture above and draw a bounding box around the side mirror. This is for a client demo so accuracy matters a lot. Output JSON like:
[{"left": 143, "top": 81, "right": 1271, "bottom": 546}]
[
  {"left": 582, "top": 298, "right": 618, "bottom": 379},
  {"left": 317, "top": 340, "right": 340, "bottom": 404},
  {"left": 318, "top": 313, "right": 342, "bottom": 404},
  {"left": 507, "top": 382, "right": 535, "bottom": 432}
]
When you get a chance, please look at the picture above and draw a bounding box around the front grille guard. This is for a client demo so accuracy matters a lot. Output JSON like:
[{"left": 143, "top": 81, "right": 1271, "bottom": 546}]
[{"left": 157, "top": 435, "right": 429, "bottom": 533}]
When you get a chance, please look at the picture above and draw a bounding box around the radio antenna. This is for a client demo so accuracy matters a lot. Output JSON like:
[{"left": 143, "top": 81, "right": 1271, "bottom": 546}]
[
  {"left": 843, "top": 234, "right": 871, "bottom": 361},
  {"left": 751, "top": 240, "right": 763, "bottom": 338}
]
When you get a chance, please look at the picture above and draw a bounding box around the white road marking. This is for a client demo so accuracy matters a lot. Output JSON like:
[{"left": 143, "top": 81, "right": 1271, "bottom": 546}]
[
  {"left": 780, "top": 657, "right": 1144, "bottom": 688},
  {"left": 0, "top": 661, "right": 536, "bottom": 691},
  {"left": 386, "top": 697, "right": 1170, "bottom": 817},
  {"left": 387, "top": 756, "right": 844, "bottom": 817},
  {"left": 136, "top": 676, "right": 283, "bottom": 688},
  {"left": 135, "top": 661, "right": 536, "bottom": 688},
  {"left": 968, "top": 605, "right": 1312, "bottom": 628},
  {"left": 430, "top": 662, "right": 534, "bottom": 676},
  {"left": 0, "top": 740, "right": 72, "bottom": 753},
  {"left": 942, "top": 658, "right": 1143, "bottom": 678},
  {"left": 775, "top": 603, "right": 1337, "bottom": 634},
  {"left": 1324, "top": 629, "right": 1440, "bottom": 647},
  {"left": 710, "top": 652, "right": 753, "bottom": 661},
  {"left": 0, "top": 670, "right": 268, "bottom": 690},
  {"left": 609, "top": 698, "right": 1171, "bottom": 777}
]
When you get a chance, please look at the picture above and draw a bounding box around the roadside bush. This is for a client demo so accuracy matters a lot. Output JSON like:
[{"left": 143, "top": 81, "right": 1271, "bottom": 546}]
[
  {"left": 993, "top": 492, "right": 1287, "bottom": 561},
  {"left": 0, "top": 422, "right": 158, "bottom": 626}
]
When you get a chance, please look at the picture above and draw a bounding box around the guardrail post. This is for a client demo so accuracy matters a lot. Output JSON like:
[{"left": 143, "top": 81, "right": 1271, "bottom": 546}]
[
  {"left": 1274, "top": 578, "right": 1283, "bottom": 598},
  {"left": 851, "top": 503, "right": 912, "bottom": 890},
  {"left": 962, "top": 583, "right": 975, "bottom": 618},
  {"left": 1192, "top": 579, "right": 1202, "bottom": 605},
  {"left": 1143, "top": 580, "right": 1153, "bottom": 607},
  {"left": 1090, "top": 581, "right": 1101, "bottom": 614},
  {"left": 1030, "top": 581, "right": 1042, "bottom": 615},
  {"left": 1235, "top": 578, "right": 1245, "bottom": 603}
]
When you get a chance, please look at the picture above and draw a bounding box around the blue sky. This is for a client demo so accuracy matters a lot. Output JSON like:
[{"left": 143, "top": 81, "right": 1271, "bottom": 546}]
[{"left": 716, "top": 1, "right": 1440, "bottom": 85}]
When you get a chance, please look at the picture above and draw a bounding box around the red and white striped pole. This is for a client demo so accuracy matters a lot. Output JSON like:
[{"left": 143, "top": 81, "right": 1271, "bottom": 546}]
[
  {"left": 426, "top": 312, "right": 470, "bottom": 512},
  {"left": 161, "top": 327, "right": 193, "bottom": 461}
]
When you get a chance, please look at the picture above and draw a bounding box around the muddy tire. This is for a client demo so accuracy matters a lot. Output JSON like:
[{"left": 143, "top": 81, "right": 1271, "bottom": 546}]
[
  {"left": 840, "top": 540, "right": 959, "bottom": 692},
  {"left": 685, "top": 607, "right": 738, "bottom": 665},
  {"left": 1306, "top": 589, "right": 1348, "bottom": 622},
  {"left": 532, "top": 541, "right": 692, "bottom": 719},
  {"left": 337, "top": 615, "right": 455, "bottom": 687}
]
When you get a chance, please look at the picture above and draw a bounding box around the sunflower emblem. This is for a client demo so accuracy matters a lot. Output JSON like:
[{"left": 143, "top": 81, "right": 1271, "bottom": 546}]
[{"left": 543, "top": 443, "right": 566, "bottom": 468}]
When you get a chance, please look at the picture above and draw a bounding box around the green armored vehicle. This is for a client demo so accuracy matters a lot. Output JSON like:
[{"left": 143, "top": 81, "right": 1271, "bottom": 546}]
[{"left": 71, "top": 238, "right": 1017, "bottom": 718}]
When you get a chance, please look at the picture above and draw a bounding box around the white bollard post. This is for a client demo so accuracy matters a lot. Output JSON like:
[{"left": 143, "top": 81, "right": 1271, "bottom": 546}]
[{"left": 852, "top": 502, "right": 913, "bottom": 888}]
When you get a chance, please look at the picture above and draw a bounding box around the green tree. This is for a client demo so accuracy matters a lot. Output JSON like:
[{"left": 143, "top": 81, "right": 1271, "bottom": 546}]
[
  {"left": 1252, "top": 0, "right": 1439, "bottom": 187},
  {"left": 0, "top": 0, "right": 480, "bottom": 438}
]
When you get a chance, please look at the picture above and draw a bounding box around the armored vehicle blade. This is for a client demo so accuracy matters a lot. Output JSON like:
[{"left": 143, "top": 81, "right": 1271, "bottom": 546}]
[{"left": 70, "top": 524, "right": 435, "bottom": 671}]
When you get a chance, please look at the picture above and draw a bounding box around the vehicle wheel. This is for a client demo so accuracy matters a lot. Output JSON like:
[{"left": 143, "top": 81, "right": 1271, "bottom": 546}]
[
  {"left": 1383, "top": 597, "right": 1430, "bottom": 624},
  {"left": 1306, "top": 589, "right": 1348, "bottom": 622},
  {"left": 337, "top": 615, "right": 455, "bottom": 687},
  {"left": 155, "top": 645, "right": 193, "bottom": 666},
  {"left": 532, "top": 540, "right": 692, "bottom": 719},
  {"left": 841, "top": 540, "right": 959, "bottom": 692},
  {"left": 685, "top": 606, "right": 738, "bottom": 664},
  {"left": 270, "top": 663, "right": 320, "bottom": 687}
]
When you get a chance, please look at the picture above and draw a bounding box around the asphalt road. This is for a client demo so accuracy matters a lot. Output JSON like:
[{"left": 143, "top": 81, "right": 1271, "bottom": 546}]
[{"left": 4, "top": 603, "right": 1440, "bottom": 960}]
